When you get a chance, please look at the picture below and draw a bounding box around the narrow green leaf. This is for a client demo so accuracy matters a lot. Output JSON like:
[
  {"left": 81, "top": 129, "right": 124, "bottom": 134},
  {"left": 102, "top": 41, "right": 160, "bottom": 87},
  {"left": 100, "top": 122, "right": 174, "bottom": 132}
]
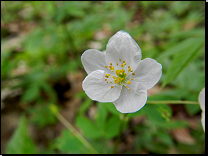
[
  {"left": 21, "top": 84, "right": 40, "bottom": 102},
  {"left": 162, "top": 37, "right": 204, "bottom": 87},
  {"left": 157, "top": 37, "right": 204, "bottom": 62},
  {"left": 5, "top": 115, "right": 36, "bottom": 154}
]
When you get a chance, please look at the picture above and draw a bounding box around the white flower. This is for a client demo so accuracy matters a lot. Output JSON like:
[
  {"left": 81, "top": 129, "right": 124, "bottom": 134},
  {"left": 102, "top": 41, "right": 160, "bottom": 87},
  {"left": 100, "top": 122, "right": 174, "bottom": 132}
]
[
  {"left": 198, "top": 87, "right": 205, "bottom": 132},
  {"left": 81, "top": 30, "right": 162, "bottom": 113}
]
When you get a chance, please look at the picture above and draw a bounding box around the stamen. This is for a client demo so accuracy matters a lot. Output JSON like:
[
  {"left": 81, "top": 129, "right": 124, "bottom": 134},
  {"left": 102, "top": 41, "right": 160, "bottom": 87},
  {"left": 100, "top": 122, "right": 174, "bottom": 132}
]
[
  {"left": 105, "top": 74, "right": 110, "bottom": 78},
  {"left": 128, "top": 67, "right": 131, "bottom": 72},
  {"left": 127, "top": 81, "right": 131, "bottom": 84},
  {"left": 104, "top": 60, "right": 135, "bottom": 89}
]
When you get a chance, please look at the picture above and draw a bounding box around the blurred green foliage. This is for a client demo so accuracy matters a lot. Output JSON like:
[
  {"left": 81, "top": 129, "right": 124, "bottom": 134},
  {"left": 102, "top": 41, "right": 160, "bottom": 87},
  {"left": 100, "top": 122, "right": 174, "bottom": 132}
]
[{"left": 1, "top": 1, "right": 205, "bottom": 154}]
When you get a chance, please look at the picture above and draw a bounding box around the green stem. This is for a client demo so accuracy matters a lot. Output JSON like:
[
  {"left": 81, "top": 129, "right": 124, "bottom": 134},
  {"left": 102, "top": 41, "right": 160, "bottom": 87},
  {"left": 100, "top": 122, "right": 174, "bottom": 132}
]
[
  {"left": 112, "top": 114, "right": 128, "bottom": 154},
  {"left": 146, "top": 100, "right": 199, "bottom": 104},
  {"left": 55, "top": 113, "right": 99, "bottom": 154}
]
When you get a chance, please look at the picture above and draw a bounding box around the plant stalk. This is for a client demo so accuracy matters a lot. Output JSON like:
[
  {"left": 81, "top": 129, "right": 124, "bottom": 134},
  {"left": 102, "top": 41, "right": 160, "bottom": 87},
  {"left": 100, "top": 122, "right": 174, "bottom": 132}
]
[
  {"left": 55, "top": 112, "right": 99, "bottom": 154},
  {"left": 146, "top": 100, "right": 199, "bottom": 104}
]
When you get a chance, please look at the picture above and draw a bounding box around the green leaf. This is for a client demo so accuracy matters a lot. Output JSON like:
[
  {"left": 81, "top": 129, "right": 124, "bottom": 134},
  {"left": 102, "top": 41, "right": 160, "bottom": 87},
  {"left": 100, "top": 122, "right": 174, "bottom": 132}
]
[
  {"left": 104, "top": 116, "right": 121, "bottom": 139},
  {"left": 162, "top": 37, "right": 204, "bottom": 87},
  {"left": 21, "top": 83, "right": 40, "bottom": 102},
  {"left": 185, "top": 104, "right": 201, "bottom": 116},
  {"left": 75, "top": 115, "right": 102, "bottom": 139},
  {"left": 157, "top": 120, "right": 189, "bottom": 129},
  {"left": 55, "top": 130, "right": 86, "bottom": 154},
  {"left": 95, "top": 103, "right": 107, "bottom": 131},
  {"left": 157, "top": 37, "right": 203, "bottom": 63},
  {"left": 102, "top": 102, "right": 122, "bottom": 116},
  {"left": 155, "top": 131, "right": 174, "bottom": 146},
  {"left": 78, "top": 98, "right": 93, "bottom": 114},
  {"left": 5, "top": 115, "right": 36, "bottom": 154},
  {"left": 144, "top": 105, "right": 169, "bottom": 123},
  {"left": 127, "top": 107, "right": 145, "bottom": 118},
  {"left": 29, "top": 104, "right": 57, "bottom": 128}
]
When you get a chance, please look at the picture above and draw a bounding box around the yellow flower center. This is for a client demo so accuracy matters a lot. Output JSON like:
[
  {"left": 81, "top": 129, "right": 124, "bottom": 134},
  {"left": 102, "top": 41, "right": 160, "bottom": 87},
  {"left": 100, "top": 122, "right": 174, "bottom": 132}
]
[{"left": 104, "top": 59, "right": 135, "bottom": 91}]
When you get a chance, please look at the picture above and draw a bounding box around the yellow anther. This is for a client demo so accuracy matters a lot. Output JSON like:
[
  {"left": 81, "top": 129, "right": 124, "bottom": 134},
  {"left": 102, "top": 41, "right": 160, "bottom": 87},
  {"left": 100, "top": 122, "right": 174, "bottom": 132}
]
[
  {"left": 128, "top": 66, "right": 130, "bottom": 68},
  {"left": 127, "top": 81, "right": 131, "bottom": 84},
  {"left": 110, "top": 81, "right": 113, "bottom": 83},
  {"left": 121, "top": 64, "right": 123, "bottom": 67},
  {"left": 123, "top": 61, "right": 126, "bottom": 63},
  {"left": 113, "top": 76, "right": 116, "bottom": 79},
  {"left": 105, "top": 66, "right": 108, "bottom": 68},
  {"left": 128, "top": 89, "right": 131, "bottom": 91},
  {"left": 119, "top": 59, "right": 121, "bottom": 61},
  {"left": 105, "top": 79, "right": 107, "bottom": 81},
  {"left": 124, "top": 73, "right": 126, "bottom": 76},
  {"left": 107, "top": 82, "right": 108, "bottom": 83},
  {"left": 125, "top": 86, "right": 128, "bottom": 88},
  {"left": 111, "top": 66, "right": 114, "bottom": 70},
  {"left": 132, "top": 72, "right": 135, "bottom": 75},
  {"left": 111, "top": 86, "right": 114, "bottom": 89},
  {"left": 131, "top": 70, "right": 133, "bottom": 72},
  {"left": 110, "top": 63, "right": 112, "bottom": 65},
  {"left": 116, "top": 70, "right": 120, "bottom": 75},
  {"left": 114, "top": 80, "right": 117, "bottom": 84},
  {"left": 124, "top": 62, "right": 127, "bottom": 66},
  {"left": 131, "top": 78, "right": 133, "bottom": 80},
  {"left": 105, "top": 74, "right": 110, "bottom": 78},
  {"left": 128, "top": 67, "right": 131, "bottom": 72},
  {"left": 120, "top": 88, "right": 122, "bottom": 91},
  {"left": 116, "top": 63, "right": 118, "bottom": 66}
]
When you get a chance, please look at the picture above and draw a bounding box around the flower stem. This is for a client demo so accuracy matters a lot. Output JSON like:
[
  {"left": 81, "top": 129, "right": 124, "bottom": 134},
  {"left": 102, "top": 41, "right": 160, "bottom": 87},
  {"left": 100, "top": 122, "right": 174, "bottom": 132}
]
[
  {"left": 55, "top": 112, "right": 99, "bottom": 154},
  {"left": 112, "top": 113, "right": 128, "bottom": 154},
  {"left": 146, "top": 100, "right": 199, "bottom": 105}
]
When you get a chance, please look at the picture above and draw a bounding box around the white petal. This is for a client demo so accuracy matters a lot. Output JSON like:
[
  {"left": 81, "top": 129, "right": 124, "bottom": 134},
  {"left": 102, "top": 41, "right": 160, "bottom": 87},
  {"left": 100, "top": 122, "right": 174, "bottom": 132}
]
[
  {"left": 198, "top": 87, "right": 205, "bottom": 111},
  {"left": 105, "top": 30, "right": 142, "bottom": 70},
  {"left": 198, "top": 87, "right": 205, "bottom": 132},
  {"left": 113, "top": 82, "right": 147, "bottom": 113},
  {"left": 81, "top": 49, "right": 109, "bottom": 74},
  {"left": 82, "top": 70, "right": 121, "bottom": 102},
  {"left": 201, "top": 111, "right": 205, "bottom": 132},
  {"left": 133, "top": 58, "right": 162, "bottom": 90}
]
